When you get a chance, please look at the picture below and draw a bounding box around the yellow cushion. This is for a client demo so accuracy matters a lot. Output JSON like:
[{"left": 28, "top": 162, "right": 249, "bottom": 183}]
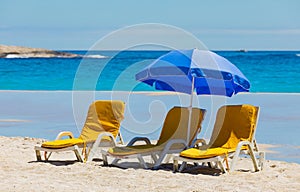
[
  {"left": 156, "top": 107, "right": 205, "bottom": 146},
  {"left": 209, "top": 104, "right": 258, "bottom": 149},
  {"left": 107, "top": 107, "right": 205, "bottom": 157},
  {"left": 41, "top": 138, "right": 84, "bottom": 149},
  {"left": 79, "top": 100, "right": 125, "bottom": 141},
  {"left": 108, "top": 144, "right": 157, "bottom": 156},
  {"left": 180, "top": 147, "right": 235, "bottom": 159}
]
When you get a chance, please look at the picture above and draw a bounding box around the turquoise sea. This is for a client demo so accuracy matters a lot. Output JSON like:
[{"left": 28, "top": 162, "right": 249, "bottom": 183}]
[{"left": 1, "top": 50, "right": 300, "bottom": 92}]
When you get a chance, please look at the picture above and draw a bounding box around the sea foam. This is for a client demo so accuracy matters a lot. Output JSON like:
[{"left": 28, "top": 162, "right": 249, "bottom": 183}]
[
  {"left": 4, "top": 54, "right": 108, "bottom": 59},
  {"left": 5, "top": 54, "right": 29, "bottom": 59},
  {"left": 83, "top": 54, "right": 108, "bottom": 59}
]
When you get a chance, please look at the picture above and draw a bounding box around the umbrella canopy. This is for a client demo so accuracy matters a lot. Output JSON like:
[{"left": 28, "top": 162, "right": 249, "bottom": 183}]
[
  {"left": 135, "top": 49, "right": 250, "bottom": 97},
  {"left": 135, "top": 48, "right": 250, "bottom": 143}
]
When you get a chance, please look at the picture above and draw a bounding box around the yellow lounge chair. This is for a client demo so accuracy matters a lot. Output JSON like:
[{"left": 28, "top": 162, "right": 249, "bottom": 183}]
[
  {"left": 101, "top": 106, "right": 206, "bottom": 169},
  {"left": 34, "top": 100, "right": 125, "bottom": 162},
  {"left": 173, "top": 104, "right": 265, "bottom": 173}
]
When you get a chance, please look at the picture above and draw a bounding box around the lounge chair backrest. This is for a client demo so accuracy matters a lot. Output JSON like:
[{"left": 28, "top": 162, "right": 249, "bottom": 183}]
[
  {"left": 156, "top": 107, "right": 205, "bottom": 146},
  {"left": 209, "top": 104, "right": 259, "bottom": 149},
  {"left": 79, "top": 100, "right": 125, "bottom": 142}
]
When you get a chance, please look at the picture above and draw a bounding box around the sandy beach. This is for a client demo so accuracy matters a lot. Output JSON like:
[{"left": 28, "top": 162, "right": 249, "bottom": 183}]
[{"left": 0, "top": 136, "right": 299, "bottom": 191}]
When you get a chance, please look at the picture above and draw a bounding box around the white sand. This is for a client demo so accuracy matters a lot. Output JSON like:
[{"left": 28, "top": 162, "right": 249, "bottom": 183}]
[{"left": 1, "top": 136, "right": 300, "bottom": 192}]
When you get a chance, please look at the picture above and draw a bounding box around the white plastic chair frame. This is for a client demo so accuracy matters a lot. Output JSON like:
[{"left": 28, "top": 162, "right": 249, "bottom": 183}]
[{"left": 173, "top": 108, "right": 265, "bottom": 173}]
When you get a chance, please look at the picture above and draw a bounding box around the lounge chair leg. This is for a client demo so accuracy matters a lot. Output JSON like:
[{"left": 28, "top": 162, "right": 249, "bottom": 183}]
[
  {"left": 151, "top": 154, "right": 158, "bottom": 163},
  {"left": 102, "top": 154, "right": 108, "bottom": 166},
  {"left": 74, "top": 150, "right": 83, "bottom": 162},
  {"left": 179, "top": 162, "right": 187, "bottom": 172},
  {"left": 47, "top": 152, "right": 53, "bottom": 161},
  {"left": 164, "top": 154, "right": 172, "bottom": 163},
  {"left": 248, "top": 146, "right": 259, "bottom": 172},
  {"left": 85, "top": 146, "right": 93, "bottom": 162},
  {"left": 173, "top": 159, "right": 179, "bottom": 172},
  {"left": 35, "top": 150, "right": 41, "bottom": 161},
  {"left": 217, "top": 161, "right": 227, "bottom": 173},
  {"left": 112, "top": 158, "right": 121, "bottom": 165},
  {"left": 44, "top": 151, "right": 50, "bottom": 161},
  {"left": 258, "top": 151, "right": 265, "bottom": 171},
  {"left": 137, "top": 156, "right": 148, "bottom": 169},
  {"left": 153, "top": 155, "right": 165, "bottom": 169},
  {"left": 230, "top": 148, "right": 242, "bottom": 171}
]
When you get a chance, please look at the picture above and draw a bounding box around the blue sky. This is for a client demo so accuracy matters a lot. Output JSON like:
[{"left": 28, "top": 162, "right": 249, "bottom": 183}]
[{"left": 1, "top": 0, "right": 300, "bottom": 50}]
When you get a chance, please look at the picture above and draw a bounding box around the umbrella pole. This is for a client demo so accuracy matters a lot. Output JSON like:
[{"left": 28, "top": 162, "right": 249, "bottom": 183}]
[{"left": 187, "top": 76, "right": 195, "bottom": 145}]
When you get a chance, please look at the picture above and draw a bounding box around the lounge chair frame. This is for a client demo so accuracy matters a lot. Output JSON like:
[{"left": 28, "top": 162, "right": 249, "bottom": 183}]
[
  {"left": 101, "top": 107, "right": 206, "bottom": 169},
  {"left": 173, "top": 105, "right": 265, "bottom": 173},
  {"left": 102, "top": 137, "right": 188, "bottom": 169},
  {"left": 34, "top": 100, "right": 125, "bottom": 163},
  {"left": 35, "top": 131, "right": 121, "bottom": 162}
]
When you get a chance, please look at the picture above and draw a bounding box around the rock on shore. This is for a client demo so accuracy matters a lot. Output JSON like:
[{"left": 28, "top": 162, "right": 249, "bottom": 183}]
[{"left": 0, "top": 44, "right": 80, "bottom": 58}]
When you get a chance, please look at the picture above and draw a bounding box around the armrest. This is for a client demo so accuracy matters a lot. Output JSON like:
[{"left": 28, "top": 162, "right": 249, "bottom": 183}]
[
  {"left": 94, "top": 132, "right": 117, "bottom": 147},
  {"left": 231, "top": 140, "right": 260, "bottom": 172},
  {"left": 55, "top": 131, "right": 74, "bottom": 140},
  {"left": 86, "top": 132, "right": 117, "bottom": 162},
  {"left": 127, "top": 137, "right": 151, "bottom": 146},
  {"left": 96, "top": 132, "right": 116, "bottom": 142},
  {"left": 163, "top": 139, "right": 187, "bottom": 151},
  {"left": 236, "top": 140, "right": 252, "bottom": 151}
]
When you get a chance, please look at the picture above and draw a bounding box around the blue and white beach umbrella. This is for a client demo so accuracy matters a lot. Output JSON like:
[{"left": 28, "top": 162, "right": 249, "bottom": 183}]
[{"left": 135, "top": 48, "right": 250, "bottom": 142}]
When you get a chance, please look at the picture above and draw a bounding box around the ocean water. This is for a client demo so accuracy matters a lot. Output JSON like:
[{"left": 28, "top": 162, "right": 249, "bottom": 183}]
[{"left": 0, "top": 50, "right": 300, "bottom": 92}]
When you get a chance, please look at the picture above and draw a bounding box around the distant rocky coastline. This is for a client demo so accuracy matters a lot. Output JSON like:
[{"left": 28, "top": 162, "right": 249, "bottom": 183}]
[{"left": 0, "top": 44, "right": 81, "bottom": 58}]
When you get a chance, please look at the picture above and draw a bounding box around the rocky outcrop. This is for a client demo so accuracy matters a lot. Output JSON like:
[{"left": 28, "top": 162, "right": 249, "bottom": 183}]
[{"left": 0, "top": 44, "right": 80, "bottom": 58}]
